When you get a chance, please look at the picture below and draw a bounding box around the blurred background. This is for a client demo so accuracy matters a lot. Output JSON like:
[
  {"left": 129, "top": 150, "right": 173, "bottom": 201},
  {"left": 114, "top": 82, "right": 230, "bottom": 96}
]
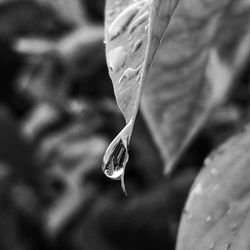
[{"left": 1, "top": 0, "right": 250, "bottom": 250}]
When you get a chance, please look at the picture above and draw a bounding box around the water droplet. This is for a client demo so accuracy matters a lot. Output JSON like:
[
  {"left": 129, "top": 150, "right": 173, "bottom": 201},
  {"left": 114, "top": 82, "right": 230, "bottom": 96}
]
[
  {"left": 103, "top": 138, "right": 128, "bottom": 176},
  {"left": 102, "top": 120, "right": 133, "bottom": 195},
  {"left": 108, "top": 1, "right": 145, "bottom": 41},
  {"left": 223, "top": 243, "right": 231, "bottom": 250},
  {"left": 206, "top": 215, "right": 212, "bottom": 222},
  {"left": 192, "top": 182, "right": 203, "bottom": 195},
  {"left": 230, "top": 223, "right": 238, "bottom": 231},
  {"left": 107, "top": 46, "right": 127, "bottom": 73},
  {"left": 132, "top": 40, "right": 143, "bottom": 52},
  {"left": 128, "top": 11, "right": 149, "bottom": 34},
  {"left": 211, "top": 168, "right": 218, "bottom": 175},
  {"left": 119, "top": 66, "right": 142, "bottom": 83},
  {"left": 209, "top": 242, "right": 215, "bottom": 249}
]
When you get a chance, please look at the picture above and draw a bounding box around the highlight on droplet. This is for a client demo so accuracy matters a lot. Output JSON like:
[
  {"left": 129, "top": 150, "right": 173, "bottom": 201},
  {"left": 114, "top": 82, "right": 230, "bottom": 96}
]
[{"left": 107, "top": 46, "right": 128, "bottom": 73}]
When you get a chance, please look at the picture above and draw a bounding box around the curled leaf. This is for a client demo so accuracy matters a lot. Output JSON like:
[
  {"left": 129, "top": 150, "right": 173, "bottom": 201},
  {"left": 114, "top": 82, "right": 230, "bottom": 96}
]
[{"left": 103, "top": 0, "right": 179, "bottom": 193}]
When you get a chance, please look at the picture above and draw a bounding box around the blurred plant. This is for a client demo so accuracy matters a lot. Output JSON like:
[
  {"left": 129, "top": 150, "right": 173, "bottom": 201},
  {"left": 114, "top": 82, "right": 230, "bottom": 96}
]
[{"left": 103, "top": 0, "right": 250, "bottom": 249}]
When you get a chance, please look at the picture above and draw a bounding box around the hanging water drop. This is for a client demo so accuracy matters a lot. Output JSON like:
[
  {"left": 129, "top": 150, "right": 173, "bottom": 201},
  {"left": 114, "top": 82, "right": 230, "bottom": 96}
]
[
  {"left": 223, "top": 243, "right": 231, "bottom": 250},
  {"left": 211, "top": 168, "right": 218, "bottom": 175},
  {"left": 103, "top": 139, "right": 128, "bottom": 179},
  {"left": 102, "top": 119, "right": 133, "bottom": 195},
  {"left": 206, "top": 215, "right": 212, "bottom": 222},
  {"left": 107, "top": 46, "right": 127, "bottom": 73},
  {"left": 230, "top": 223, "right": 238, "bottom": 231}
]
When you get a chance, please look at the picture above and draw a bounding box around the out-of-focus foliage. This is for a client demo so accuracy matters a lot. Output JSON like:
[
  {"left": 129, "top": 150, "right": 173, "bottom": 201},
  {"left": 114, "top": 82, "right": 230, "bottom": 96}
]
[
  {"left": 177, "top": 124, "right": 250, "bottom": 250},
  {"left": 1, "top": 0, "right": 250, "bottom": 250},
  {"left": 102, "top": 0, "right": 179, "bottom": 185}
]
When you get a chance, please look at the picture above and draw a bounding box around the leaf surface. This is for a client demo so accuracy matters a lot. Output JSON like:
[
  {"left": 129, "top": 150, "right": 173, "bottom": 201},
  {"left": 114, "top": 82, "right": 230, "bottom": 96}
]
[
  {"left": 103, "top": 0, "right": 179, "bottom": 192},
  {"left": 141, "top": 0, "right": 244, "bottom": 173},
  {"left": 177, "top": 124, "right": 250, "bottom": 250}
]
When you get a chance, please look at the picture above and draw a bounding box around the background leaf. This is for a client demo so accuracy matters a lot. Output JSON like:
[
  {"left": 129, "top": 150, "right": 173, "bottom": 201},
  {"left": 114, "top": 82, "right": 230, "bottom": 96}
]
[
  {"left": 141, "top": 0, "right": 250, "bottom": 174},
  {"left": 177, "top": 124, "right": 250, "bottom": 250}
]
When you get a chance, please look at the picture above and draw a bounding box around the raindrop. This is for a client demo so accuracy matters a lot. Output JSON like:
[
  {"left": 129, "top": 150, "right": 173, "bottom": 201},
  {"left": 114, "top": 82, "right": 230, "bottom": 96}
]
[
  {"left": 209, "top": 242, "right": 215, "bottom": 249},
  {"left": 119, "top": 66, "right": 142, "bottom": 83},
  {"left": 192, "top": 182, "right": 203, "bottom": 195},
  {"left": 206, "top": 215, "right": 212, "bottom": 222},
  {"left": 103, "top": 139, "right": 128, "bottom": 178},
  {"left": 108, "top": 1, "right": 145, "bottom": 41},
  {"left": 128, "top": 11, "right": 149, "bottom": 34},
  {"left": 107, "top": 46, "right": 127, "bottom": 73},
  {"left": 230, "top": 223, "right": 238, "bottom": 231},
  {"left": 102, "top": 120, "right": 133, "bottom": 195},
  {"left": 102, "top": 138, "right": 129, "bottom": 195},
  {"left": 223, "top": 243, "right": 231, "bottom": 250},
  {"left": 132, "top": 40, "right": 143, "bottom": 52}
]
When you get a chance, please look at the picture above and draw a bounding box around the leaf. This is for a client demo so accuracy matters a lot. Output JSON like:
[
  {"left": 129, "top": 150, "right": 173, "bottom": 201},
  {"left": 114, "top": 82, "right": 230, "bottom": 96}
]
[
  {"left": 0, "top": 0, "right": 72, "bottom": 40},
  {"left": 36, "top": 0, "right": 85, "bottom": 25},
  {"left": 14, "top": 25, "right": 104, "bottom": 105},
  {"left": 176, "top": 124, "right": 250, "bottom": 250},
  {"left": 103, "top": 0, "right": 179, "bottom": 193},
  {"left": 141, "top": 0, "right": 250, "bottom": 174},
  {"left": 28, "top": 102, "right": 109, "bottom": 235},
  {"left": 44, "top": 135, "right": 107, "bottom": 235}
]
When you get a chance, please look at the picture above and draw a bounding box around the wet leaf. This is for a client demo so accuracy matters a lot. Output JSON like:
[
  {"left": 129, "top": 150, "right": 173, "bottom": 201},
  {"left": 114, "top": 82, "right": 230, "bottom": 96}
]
[
  {"left": 141, "top": 0, "right": 250, "bottom": 173},
  {"left": 103, "top": 0, "right": 179, "bottom": 193},
  {"left": 177, "top": 124, "right": 250, "bottom": 250}
]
